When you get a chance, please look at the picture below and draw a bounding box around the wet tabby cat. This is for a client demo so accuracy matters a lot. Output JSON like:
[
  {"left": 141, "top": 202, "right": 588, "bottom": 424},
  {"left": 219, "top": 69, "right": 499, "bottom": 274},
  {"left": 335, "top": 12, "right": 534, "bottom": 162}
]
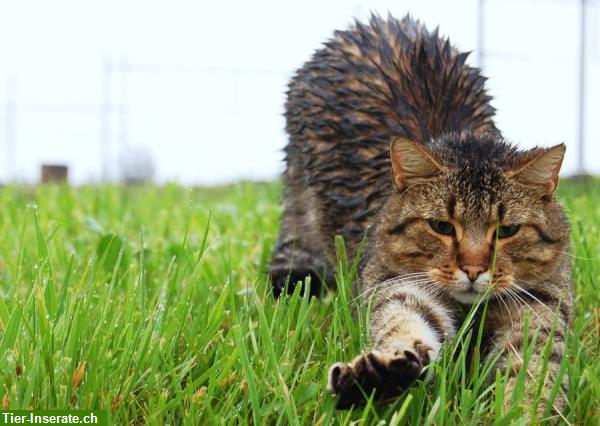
[{"left": 269, "top": 15, "right": 572, "bottom": 414}]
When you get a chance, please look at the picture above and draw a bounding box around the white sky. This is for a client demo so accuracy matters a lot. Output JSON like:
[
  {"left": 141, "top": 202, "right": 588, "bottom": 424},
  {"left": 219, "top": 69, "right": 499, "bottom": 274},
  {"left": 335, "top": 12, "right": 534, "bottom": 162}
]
[{"left": 0, "top": 0, "right": 598, "bottom": 184}]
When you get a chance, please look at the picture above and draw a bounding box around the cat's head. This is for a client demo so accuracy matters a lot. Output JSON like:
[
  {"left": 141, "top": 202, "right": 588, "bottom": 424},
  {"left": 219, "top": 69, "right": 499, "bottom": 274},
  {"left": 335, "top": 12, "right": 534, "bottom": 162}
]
[{"left": 377, "top": 131, "right": 568, "bottom": 304}]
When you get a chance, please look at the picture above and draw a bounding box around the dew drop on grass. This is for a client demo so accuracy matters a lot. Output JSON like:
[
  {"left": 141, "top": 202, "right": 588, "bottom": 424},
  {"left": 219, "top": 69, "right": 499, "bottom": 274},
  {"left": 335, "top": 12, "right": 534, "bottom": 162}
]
[{"left": 236, "top": 287, "right": 255, "bottom": 297}]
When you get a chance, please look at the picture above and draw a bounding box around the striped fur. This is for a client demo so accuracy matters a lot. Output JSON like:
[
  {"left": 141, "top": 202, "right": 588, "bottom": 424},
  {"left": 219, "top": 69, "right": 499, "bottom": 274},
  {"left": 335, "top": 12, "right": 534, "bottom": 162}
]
[{"left": 269, "top": 14, "right": 572, "bottom": 414}]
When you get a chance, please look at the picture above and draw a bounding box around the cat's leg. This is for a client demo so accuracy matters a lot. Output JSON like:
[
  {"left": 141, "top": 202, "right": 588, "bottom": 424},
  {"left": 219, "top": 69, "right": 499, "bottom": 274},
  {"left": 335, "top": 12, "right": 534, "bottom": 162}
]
[
  {"left": 269, "top": 185, "right": 334, "bottom": 298},
  {"left": 487, "top": 296, "right": 570, "bottom": 419},
  {"left": 269, "top": 237, "right": 332, "bottom": 298},
  {"left": 327, "top": 287, "right": 455, "bottom": 408}
]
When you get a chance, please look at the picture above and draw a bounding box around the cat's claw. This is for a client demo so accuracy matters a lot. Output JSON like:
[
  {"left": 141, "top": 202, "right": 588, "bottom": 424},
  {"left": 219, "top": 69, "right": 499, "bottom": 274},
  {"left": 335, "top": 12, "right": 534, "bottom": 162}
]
[{"left": 328, "top": 344, "right": 432, "bottom": 409}]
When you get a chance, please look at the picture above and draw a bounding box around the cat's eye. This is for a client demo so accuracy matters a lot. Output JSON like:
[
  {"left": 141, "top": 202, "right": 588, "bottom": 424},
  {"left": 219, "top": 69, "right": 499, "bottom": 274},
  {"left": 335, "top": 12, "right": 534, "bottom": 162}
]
[
  {"left": 429, "top": 220, "right": 455, "bottom": 236},
  {"left": 495, "top": 224, "right": 521, "bottom": 239}
]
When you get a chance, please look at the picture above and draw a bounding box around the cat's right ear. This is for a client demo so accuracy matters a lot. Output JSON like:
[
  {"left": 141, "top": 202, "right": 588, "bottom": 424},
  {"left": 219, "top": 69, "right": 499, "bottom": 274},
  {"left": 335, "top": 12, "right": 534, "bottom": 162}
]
[{"left": 390, "top": 137, "right": 443, "bottom": 191}]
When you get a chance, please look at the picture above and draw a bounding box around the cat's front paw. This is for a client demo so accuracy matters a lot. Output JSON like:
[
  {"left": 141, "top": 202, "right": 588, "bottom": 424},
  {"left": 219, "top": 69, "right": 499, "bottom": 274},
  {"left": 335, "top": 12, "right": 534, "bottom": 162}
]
[{"left": 327, "top": 343, "right": 433, "bottom": 409}]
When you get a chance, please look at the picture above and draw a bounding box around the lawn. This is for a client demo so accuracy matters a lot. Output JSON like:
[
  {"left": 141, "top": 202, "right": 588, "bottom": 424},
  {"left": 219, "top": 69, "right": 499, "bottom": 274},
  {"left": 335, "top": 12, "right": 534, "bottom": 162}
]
[{"left": 0, "top": 180, "right": 598, "bottom": 425}]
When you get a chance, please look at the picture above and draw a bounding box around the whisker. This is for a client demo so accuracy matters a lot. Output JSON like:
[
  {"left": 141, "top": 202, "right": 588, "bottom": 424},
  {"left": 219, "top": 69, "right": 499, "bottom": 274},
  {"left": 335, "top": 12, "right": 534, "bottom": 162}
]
[
  {"left": 555, "top": 250, "right": 599, "bottom": 261},
  {"left": 353, "top": 274, "right": 432, "bottom": 303},
  {"left": 371, "top": 279, "right": 437, "bottom": 298},
  {"left": 361, "top": 276, "right": 432, "bottom": 296},
  {"left": 504, "top": 287, "right": 551, "bottom": 335},
  {"left": 364, "top": 279, "right": 445, "bottom": 306},
  {"left": 503, "top": 288, "right": 541, "bottom": 334},
  {"left": 365, "top": 273, "right": 430, "bottom": 290},
  {"left": 503, "top": 289, "right": 523, "bottom": 311},
  {"left": 509, "top": 282, "right": 556, "bottom": 315},
  {"left": 425, "top": 280, "right": 447, "bottom": 297},
  {"left": 366, "top": 272, "right": 430, "bottom": 286},
  {"left": 497, "top": 294, "right": 515, "bottom": 331}
]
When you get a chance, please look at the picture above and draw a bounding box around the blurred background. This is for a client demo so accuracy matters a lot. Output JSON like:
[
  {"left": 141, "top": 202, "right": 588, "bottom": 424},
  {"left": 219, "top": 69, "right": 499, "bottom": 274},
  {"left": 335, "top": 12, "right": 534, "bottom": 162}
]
[{"left": 0, "top": 0, "right": 598, "bottom": 185}]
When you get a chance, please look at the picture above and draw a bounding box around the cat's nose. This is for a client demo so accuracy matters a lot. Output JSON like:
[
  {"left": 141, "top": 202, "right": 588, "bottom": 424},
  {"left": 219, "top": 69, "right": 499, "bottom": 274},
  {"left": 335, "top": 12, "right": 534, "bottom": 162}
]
[{"left": 461, "top": 265, "right": 486, "bottom": 282}]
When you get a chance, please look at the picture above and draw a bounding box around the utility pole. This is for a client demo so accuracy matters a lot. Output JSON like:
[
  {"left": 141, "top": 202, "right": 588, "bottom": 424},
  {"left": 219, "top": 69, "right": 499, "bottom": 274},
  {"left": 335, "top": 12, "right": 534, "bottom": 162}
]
[
  {"left": 4, "top": 77, "right": 17, "bottom": 182},
  {"left": 477, "top": 0, "right": 485, "bottom": 69},
  {"left": 577, "top": 0, "right": 587, "bottom": 176},
  {"left": 118, "top": 55, "right": 129, "bottom": 167},
  {"left": 101, "top": 56, "right": 111, "bottom": 182}
]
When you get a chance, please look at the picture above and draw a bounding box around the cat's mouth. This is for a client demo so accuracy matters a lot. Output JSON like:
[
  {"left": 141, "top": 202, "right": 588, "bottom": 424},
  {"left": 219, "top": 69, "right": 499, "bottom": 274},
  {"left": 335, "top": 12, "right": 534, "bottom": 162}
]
[
  {"left": 450, "top": 288, "right": 488, "bottom": 304},
  {"left": 446, "top": 270, "right": 496, "bottom": 304}
]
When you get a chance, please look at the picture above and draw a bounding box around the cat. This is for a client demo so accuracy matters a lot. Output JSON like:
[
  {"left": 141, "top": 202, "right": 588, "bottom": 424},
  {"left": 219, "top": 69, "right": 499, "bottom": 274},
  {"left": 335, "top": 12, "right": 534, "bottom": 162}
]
[{"left": 269, "top": 14, "right": 572, "bottom": 415}]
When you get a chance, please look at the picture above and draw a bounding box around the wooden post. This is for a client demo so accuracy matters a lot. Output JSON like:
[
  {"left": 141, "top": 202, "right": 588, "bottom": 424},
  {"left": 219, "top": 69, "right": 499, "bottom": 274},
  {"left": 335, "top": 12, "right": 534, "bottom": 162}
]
[{"left": 41, "top": 164, "right": 68, "bottom": 183}]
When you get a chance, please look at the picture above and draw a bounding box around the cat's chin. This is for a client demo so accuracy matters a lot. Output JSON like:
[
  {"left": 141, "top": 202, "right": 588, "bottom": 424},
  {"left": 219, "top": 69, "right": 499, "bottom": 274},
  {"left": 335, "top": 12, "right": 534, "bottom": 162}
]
[{"left": 450, "top": 290, "right": 488, "bottom": 304}]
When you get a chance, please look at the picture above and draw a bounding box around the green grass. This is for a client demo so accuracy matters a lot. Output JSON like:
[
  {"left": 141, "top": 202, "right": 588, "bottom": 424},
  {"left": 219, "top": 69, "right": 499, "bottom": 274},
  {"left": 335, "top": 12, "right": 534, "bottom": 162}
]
[{"left": 0, "top": 180, "right": 598, "bottom": 424}]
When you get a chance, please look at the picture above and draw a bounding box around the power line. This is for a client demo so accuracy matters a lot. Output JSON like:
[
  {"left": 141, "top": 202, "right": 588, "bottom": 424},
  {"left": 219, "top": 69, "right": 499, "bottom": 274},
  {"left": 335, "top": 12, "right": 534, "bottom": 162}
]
[{"left": 123, "top": 63, "right": 292, "bottom": 76}]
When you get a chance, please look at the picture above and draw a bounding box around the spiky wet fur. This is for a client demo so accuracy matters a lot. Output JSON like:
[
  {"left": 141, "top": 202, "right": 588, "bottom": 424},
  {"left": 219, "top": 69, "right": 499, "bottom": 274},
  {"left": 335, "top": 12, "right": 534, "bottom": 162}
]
[
  {"left": 269, "top": 14, "right": 572, "bottom": 416},
  {"left": 270, "top": 14, "right": 497, "bottom": 297}
]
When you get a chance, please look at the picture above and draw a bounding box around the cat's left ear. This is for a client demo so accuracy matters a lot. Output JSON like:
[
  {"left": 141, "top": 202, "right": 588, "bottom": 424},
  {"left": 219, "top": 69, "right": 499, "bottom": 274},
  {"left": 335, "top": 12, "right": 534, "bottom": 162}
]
[{"left": 508, "top": 144, "right": 566, "bottom": 196}]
